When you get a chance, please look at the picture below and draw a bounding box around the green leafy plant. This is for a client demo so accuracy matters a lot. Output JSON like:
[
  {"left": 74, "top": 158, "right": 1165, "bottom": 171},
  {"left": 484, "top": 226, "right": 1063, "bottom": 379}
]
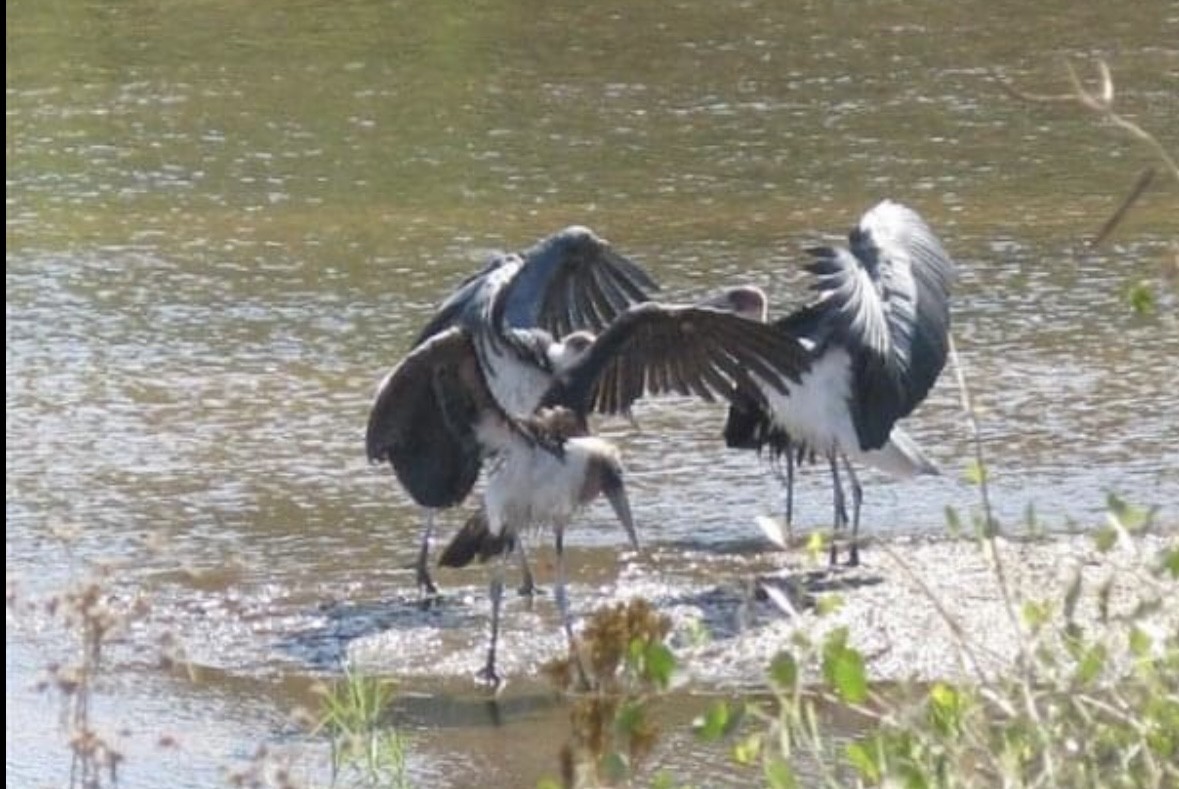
[
  {"left": 693, "top": 521, "right": 1177, "bottom": 788},
  {"left": 542, "top": 599, "right": 676, "bottom": 788}
]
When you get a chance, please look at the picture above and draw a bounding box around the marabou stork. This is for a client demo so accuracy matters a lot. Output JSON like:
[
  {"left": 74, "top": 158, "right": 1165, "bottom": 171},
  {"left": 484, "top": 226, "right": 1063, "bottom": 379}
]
[
  {"left": 367, "top": 301, "right": 810, "bottom": 687},
  {"left": 720, "top": 200, "right": 954, "bottom": 566},
  {"left": 370, "top": 225, "right": 658, "bottom": 594}
]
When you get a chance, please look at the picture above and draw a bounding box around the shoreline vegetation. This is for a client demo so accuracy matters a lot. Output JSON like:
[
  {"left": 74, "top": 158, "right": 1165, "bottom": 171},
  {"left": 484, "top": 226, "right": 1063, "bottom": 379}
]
[{"left": 15, "top": 509, "right": 1175, "bottom": 787}]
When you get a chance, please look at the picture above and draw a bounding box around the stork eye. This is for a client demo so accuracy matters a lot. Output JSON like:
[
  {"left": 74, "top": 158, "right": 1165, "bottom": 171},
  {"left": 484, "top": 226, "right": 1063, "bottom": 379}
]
[{"left": 564, "top": 334, "right": 593, "bottom": 354}]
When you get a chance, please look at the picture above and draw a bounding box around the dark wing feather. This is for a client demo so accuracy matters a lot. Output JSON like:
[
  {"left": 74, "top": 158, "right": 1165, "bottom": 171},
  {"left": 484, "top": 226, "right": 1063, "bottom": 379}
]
[
  {"left": 495, "top": 226, "right": 659, "bottom": 335},
  {"left": 803, "top": 200, "right": 955, "bottom": 449},
  {"left": 772, "top": 300, "right": 831, "bottom": 348},
  {"left": 722, "top": 391, "right": 768, "bottom": 450},
  {"left": 366, "top": 328, "right": 536, "bottom": 509},
  {"left": 366, "top": 328, "right": 485, "bottom": 508},
  {"left": 720, "top": 295, "right": 824, "bottom": 458},
  {"left": 437, "top": 507, "right": 514, "bottom": 568},
  {"left": 722, "top": 395, "right": 798, "bottom": 459},
  {"left": 541, "top": 303, "right": 810, "bottom": 417},
  {"left": 411, "top": 253, "right": 514, "bottom": 347}
]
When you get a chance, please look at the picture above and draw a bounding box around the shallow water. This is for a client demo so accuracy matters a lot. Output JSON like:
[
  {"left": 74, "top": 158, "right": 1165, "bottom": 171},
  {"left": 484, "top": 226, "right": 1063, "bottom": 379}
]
[{"left": 6, "top": 0, "right": 1178, "bottom": 785}]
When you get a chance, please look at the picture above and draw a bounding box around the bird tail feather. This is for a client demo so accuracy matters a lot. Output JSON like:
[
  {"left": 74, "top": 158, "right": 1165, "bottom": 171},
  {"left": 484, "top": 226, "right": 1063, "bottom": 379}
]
[
  {"left": 437, "top": 508, "right": 513, "bottom": 568},
  {"left": 859, "top": 426, "right": 939, "bottom": 478}
]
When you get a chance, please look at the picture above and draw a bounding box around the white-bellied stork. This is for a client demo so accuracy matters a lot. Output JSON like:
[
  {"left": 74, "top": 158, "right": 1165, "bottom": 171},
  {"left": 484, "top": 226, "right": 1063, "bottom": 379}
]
[
  {"left": 366, "top": 302, "right": 810, "bottom": 687},
  {"left": 369, "top": 226, "right": 658, "bottom": 594},
  {"left": 719, "top": 200, "right": 955, "bottom": 565}
]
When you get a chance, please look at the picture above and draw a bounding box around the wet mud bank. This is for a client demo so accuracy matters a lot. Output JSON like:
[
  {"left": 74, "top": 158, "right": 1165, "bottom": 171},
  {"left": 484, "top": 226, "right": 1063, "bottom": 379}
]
[{"left": 345, "top": 530, "right": 1178, "bottom": 690}]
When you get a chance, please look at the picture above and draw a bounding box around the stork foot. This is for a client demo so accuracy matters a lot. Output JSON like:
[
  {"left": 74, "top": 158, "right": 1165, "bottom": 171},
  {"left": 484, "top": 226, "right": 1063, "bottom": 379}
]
[
  {"left": 475, "top": 663, "right": 503, "bottom": 692},
  {"left": 415, "top": 561, "right": 439, "bottom": 597},
  {"left": 517, "top": 581, "right": 544, "bottom": 597}
]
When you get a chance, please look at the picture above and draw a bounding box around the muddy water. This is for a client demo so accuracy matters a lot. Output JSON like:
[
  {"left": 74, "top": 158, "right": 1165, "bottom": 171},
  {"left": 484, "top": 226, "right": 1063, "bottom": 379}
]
[{"left": 6, "top": 0, "right": 1178, "bottom": 785}]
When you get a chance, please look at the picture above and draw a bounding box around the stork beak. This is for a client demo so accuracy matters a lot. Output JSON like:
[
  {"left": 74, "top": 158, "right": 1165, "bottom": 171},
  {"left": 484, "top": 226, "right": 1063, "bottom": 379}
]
[{"left": 604, "top": 479, "right": 639, "bottom": 551}]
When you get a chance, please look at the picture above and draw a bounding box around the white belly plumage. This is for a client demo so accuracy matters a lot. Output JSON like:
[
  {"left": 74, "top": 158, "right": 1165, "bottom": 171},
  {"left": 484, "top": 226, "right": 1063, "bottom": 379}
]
[
  {"left": 483, "top": 437, "right": 615, "bottom": 536},
  {"left": 763, "top": 347, "right": 859, "bottom": 456},
  {"left": 476, "top": 335, "right": 552, "bottom": 416}
]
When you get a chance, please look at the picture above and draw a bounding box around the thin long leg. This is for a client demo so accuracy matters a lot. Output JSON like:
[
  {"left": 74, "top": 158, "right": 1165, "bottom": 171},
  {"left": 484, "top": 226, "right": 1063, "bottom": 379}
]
[
  {"left": 516, "top": 534, "right": 537, "bottom": 597},
  {"left": 417, "top": 508, "right": 438, "bottom": 596},
  {"left": 554, "top": 528, "right": 591, "bottom": 689},
  {"left": 841, "top": 455, "right": 863, "bottom": 567},
  {"left": 828, "top": 455, "right": 846, "bottom": 566},
  {"left": 785, "top": 445, "right": 795, "bottom": 527},
  {"left": 476, "top": 549, "right": 509, "bottom": 689},
  {"left": 771, "top": 446, "right": 796, "bottom": 544}
]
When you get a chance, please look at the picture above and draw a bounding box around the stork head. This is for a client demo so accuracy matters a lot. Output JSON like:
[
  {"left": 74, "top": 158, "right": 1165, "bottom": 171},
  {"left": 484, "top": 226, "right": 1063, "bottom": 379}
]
[
  {"left": 548, "top": 330, "right": 596, "bottom": 372},
  {"left": 697, "top": 284, "right": 769, "bottom": 322}
]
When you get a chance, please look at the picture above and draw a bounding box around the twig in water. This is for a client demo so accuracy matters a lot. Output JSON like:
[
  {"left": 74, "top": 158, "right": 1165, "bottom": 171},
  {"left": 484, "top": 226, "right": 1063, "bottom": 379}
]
[
  {"left": 994, "top": 59, "right": 1178, "bottom": 256},
  {"left": 992, "top": 60, "right": 1178, "bottom": 181},
  {"left": 1089, "top": 167, "right": 1157, "bottom": 249}
]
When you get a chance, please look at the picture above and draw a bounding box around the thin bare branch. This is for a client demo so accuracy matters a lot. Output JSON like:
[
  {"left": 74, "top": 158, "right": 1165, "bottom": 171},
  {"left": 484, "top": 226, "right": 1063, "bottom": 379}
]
[
  {"left": 947, "top": 334, "right": 996, "bottom": 538},
  {"left": 989, "top": 68, "right": 1078, "bottom": 104},
  {"left": 998, "top": 59, "right": 1179, "bottom": 183},
  {"left": 949, "top": 332, "right": 1056, "bottom": 780},
  {"left": 1090, "top": 167, "right": 1157, "bottom": 248},
  {"left": 1064, "top": 60, "right": 1111, "bottom": 113}
]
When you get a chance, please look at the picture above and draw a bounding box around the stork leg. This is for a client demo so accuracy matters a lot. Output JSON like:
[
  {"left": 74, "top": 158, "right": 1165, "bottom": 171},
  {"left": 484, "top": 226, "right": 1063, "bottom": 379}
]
[
  {"left": 784, "top": 444, "right": 795, "bottom": 528},
  {"left": 828, "top": 455, "right": 847, "bottom": 566},
  {"left": 841, "top": 455, "right": 863, "bottom": 567},
  {"left": 416, "top": 508, "right": 439, "bottom": 596},
  {"left": 771, "top": 445, "right": 796, "bottom": 544},
  {"left": 516, "top": 534, "right": 538, "bottom": 597},
  {"left": 476, "top": 549, "right": 509, "bottom": 690},
  {"left": 554, "top": 529, "right": 591, "bottom": 690}
]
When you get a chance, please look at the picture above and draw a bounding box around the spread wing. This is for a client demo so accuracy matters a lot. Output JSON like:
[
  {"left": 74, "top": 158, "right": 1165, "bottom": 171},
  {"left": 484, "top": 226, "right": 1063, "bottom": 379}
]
[
  {"left": 803, "top": 200, "right": 955, "bottom": 448},
  {"left": 542, "top": 303, "right": 811, "bottom": 417},
  {"left": 411, "top": 253, "right": 515, "bottom": 347},
  {"left": 494, "top": 225, "right": 659, "bottom": 337},
  {"left": 366, "top": 328, "right": 528, "bottom": 509}
]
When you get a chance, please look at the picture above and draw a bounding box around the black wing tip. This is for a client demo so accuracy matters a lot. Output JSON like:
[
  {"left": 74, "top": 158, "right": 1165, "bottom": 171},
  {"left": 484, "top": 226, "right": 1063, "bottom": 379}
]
[
  {"left": 722, "top": 402, "right": 763, "bottom": 450},
  {"left": 722, "top": 402, "right": 799, "bottom": 459}
]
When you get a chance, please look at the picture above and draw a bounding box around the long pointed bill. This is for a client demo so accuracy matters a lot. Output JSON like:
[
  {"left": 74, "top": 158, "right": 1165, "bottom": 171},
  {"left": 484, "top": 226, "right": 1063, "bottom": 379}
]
[{"left": 604, "top": 480, "right": 639, "bottom": 551}]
